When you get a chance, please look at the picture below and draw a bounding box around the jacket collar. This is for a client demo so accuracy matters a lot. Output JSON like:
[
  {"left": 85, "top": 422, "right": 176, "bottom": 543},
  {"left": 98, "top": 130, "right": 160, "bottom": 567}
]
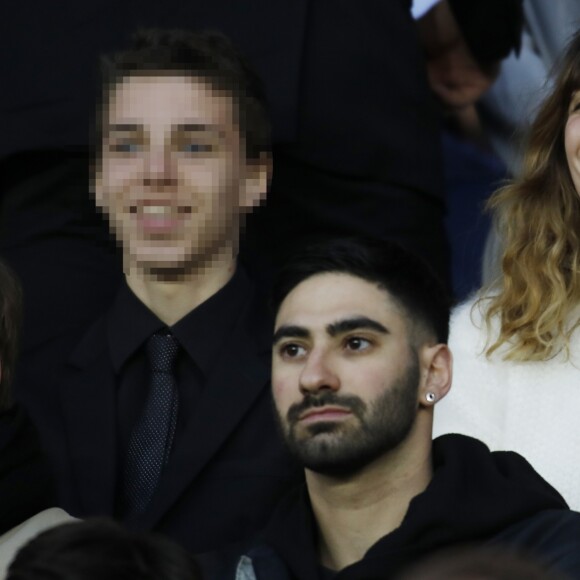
[{"left": 59, "top": 276, "right": 273, "bottom": 523}]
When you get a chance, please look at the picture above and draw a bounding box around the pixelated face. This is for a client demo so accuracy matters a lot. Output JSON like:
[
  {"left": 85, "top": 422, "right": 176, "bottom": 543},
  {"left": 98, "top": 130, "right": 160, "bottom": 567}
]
[
  {"left": 272, "top": 273, "right": 420, "bottom": 475},
  {"left": 566, "top": 89, "right": 580, "bottom": 194},
  {"left": 95, "top": 75, "right": 266, "bottom": 275}
]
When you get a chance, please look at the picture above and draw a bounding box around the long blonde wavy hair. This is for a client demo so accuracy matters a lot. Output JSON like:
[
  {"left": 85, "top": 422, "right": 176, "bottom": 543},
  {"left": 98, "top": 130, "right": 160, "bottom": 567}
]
[{"left": 483, "top": 30, "right": 580, "bottom": 361}]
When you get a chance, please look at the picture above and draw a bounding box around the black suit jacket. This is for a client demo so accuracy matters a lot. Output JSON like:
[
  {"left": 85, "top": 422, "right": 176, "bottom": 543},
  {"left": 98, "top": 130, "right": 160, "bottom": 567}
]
[
  {"left": 15, "top": 283, "right": 301, "bottom": 552},
  {"left": 0, "top": 406, "right": 55, "bottom": 535}
]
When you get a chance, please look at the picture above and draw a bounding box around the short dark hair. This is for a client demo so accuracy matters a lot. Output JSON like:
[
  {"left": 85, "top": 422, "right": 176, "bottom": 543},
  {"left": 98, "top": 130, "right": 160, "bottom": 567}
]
[
  {"left": 7, "top": 519, "right": 201, "bottom": 580},
  {"left": 0, "top": 258, "right": 23, "bottom": 410},
  {"left": 95, "top": 28, "right": 271, "bottom": 160},
  {"left": 271, "top": 238, "right": 450, "bottom": 344}
]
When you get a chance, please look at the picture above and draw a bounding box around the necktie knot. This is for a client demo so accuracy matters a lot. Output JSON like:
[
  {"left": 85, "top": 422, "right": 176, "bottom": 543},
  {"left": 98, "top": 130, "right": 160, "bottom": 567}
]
[{"left": 146, "top": 332, "right": 179, "bottom": 373}]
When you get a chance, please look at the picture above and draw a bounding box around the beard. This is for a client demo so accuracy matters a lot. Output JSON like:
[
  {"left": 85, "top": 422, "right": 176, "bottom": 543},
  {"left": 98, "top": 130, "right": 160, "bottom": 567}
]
[{"left": 277, "top": 350, "right": 420, "bottom": 477}]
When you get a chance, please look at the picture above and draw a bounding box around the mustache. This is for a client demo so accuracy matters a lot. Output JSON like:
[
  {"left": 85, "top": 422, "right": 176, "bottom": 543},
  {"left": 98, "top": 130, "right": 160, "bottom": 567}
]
[{"left": 286, "top": 392, "right": 367, "bottom": 424}]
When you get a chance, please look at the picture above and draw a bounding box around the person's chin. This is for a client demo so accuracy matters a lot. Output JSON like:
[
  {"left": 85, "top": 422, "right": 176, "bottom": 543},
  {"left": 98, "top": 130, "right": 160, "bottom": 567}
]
[{"left": 130, "top": 248, "right": 190, "bottom": 277}]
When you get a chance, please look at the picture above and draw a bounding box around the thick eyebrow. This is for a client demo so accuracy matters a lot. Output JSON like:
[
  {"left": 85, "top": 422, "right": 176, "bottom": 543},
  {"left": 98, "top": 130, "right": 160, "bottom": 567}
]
[
  {"left": 326, "top": 316, "right": 388, "bottom": 337},
  {"left": 106, "top": 123, "right": 142, "bottom": 134},
  {"left": 175, "top": 123, "right": 223, "bottom": 134},
  {"left": 272, "top": 325, "right": 310, "bottom": 346}
]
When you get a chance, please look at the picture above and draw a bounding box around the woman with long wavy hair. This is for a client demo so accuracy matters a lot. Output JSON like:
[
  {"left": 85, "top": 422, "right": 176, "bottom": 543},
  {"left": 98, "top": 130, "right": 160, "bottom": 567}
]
[{"left": 434, "top": 29, "right": 580, "bottom": 510}]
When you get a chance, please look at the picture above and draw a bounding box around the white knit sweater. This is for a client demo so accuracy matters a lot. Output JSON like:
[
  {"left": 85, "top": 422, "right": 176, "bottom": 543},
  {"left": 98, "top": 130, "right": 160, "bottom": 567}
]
[{"left": 433, "top": 297, "right": 580, "bottom": 511}]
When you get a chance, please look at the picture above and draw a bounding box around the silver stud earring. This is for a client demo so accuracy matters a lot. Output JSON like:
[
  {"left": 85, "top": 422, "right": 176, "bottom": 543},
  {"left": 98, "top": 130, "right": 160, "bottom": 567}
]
[{"left": 425, "top": 392, "right": 436, "bottom": 403}]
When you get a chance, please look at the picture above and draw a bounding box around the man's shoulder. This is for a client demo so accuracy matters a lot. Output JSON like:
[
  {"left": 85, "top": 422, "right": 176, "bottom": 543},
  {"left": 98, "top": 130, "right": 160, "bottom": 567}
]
[
  {"left": 35, "top": 314, "right": 110, "bottom": 378},
  {"left": 490, "top": 509, "right": 580, "bottom": 577},
  {"left": 500, "top": 507, "right": 580, "bottom": 539},
  {"left": 16, "top": 312, "right": 109, "bottom": 394},
  {"left": 384, "top": 466, "right": 578, "bottom": 580}
]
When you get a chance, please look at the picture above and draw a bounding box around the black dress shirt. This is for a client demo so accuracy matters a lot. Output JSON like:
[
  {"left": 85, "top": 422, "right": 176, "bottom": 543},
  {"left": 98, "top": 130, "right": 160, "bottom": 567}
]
[{"left": 106, "top": 266, "right": 251, "bottom": 513}]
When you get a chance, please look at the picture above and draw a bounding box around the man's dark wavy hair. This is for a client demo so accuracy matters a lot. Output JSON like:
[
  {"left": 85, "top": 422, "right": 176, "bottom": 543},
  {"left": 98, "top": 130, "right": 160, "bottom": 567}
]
[{"left": 271, "top": 237, "right": 450, "bottom": 345}]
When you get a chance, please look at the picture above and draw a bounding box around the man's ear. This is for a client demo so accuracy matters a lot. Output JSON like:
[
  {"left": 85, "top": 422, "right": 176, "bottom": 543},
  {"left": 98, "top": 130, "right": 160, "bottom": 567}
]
[
  {"left": 418, "top": 344, "right": 452, "bottom": 408},
  {"left": 240, "top": 152, "right": 271, "bottom": 210}
]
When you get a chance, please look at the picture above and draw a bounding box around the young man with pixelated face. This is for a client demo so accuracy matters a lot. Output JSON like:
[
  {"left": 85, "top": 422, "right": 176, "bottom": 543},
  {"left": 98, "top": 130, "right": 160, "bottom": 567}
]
[
  {"left": 93, "top": 31, "right": 270, "bottom": 317},
  {"left": 15, "top": 29, "right": 300, "bottom": 553},
  {"left": 221, "top": 238, "right": 580, "bottom": 580}
]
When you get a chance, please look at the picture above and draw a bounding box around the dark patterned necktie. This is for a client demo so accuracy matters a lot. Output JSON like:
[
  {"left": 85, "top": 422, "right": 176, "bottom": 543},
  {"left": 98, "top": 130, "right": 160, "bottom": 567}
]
[{"left": 122, "top": 332, "right": 180, "bottom": 515}]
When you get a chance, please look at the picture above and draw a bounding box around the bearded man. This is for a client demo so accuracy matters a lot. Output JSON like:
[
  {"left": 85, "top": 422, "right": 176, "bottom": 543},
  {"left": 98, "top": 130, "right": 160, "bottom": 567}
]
[{"left": 204, "top": 238, "right": 580, "bottom": 580}]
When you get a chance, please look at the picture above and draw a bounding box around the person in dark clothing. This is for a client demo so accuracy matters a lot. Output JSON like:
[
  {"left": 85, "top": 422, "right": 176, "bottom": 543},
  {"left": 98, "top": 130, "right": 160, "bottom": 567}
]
[
  {"left": 13, "top": 29, "right": 301, "bottom": 553},
  {"left": 202, "top": 238, "right": 580, "bottom": 579},
  {"left": 0, "top": 1, "right": 523, "bottom": 353},
  {"left": 6, "top": 519, "right": 201, "bottom": 580},
  {"left": 0, "top": 259, "right": 55, "bottom": 535}
]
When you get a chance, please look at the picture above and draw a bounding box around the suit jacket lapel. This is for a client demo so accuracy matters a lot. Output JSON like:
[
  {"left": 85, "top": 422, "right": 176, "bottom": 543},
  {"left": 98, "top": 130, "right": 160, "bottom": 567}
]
[
  {"left": 132, "top": 313, "right": 271, "bottom": 529},
  {"left": 59, "top": 318, "right": 118, "bottom": 515}
]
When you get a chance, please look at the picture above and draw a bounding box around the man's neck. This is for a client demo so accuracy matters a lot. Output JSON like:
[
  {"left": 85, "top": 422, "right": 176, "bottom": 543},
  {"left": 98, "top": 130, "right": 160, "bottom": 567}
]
[
  {"left": 125, "top": 252, "right": 237, "bottom": 326},
  {"left": 307, "top": 435, "right": 433, "bottom": 572}
]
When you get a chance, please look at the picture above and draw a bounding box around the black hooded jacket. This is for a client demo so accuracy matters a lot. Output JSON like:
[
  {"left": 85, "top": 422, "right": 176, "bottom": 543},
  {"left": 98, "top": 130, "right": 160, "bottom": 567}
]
[{"left": 205, "top": 435, "right": 580, "bottom": 580}]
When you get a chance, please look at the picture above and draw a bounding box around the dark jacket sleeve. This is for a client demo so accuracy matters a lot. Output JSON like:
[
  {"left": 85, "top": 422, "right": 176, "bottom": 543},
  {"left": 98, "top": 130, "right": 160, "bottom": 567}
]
[
  {"left": 0, "top": 406, "right": 56, "bottom": 534},
  {"left": 491, "top": 510, "right": 580, "bottom": 580}
]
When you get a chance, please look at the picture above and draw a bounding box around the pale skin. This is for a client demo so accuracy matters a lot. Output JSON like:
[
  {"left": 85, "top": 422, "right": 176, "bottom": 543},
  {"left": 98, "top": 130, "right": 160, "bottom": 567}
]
[
  {"left": 272, "top": 273, "right": 453, "bottom": 571},
  {"left": 95, "top": 75, "right": 269, "bottom": 325}
]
